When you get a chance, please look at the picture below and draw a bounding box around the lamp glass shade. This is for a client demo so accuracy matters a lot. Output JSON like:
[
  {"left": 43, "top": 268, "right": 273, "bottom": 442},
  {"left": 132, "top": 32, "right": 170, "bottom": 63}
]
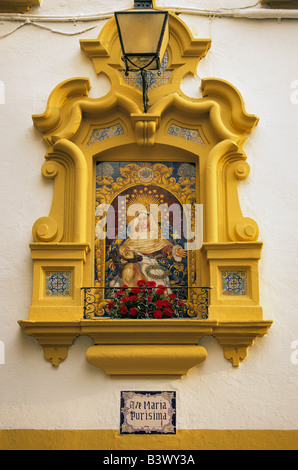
[{"left": 115, "top": 10, "right": 169, "bottom": 71}]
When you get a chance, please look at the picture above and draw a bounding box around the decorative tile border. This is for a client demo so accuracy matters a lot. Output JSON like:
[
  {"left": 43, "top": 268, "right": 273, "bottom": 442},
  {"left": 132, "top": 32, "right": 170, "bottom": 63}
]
[
  {"left": 221, "top": 271, "right": 247, "bottom": 296},
  {"left": 45, "top": 271, "right": 71, "bottom": 297},
  {"left": 87, "top": 124, "right": 124, "bottom": 146},
  {"left": 168, "top": 124, "right": 205, "bottom": 146}
]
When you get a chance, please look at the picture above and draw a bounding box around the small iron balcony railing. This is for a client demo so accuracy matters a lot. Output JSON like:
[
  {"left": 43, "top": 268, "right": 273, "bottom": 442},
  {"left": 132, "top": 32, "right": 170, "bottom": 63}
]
[{"left": 81, "top": 286, "right": 211, "bottom": 320}]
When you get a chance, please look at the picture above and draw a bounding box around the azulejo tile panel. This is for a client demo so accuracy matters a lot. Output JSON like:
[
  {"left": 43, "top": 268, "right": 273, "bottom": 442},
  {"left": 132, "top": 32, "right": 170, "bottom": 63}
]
[
  {"left": 45, "top": 271, "right": 71, "bottom": 297},
  {"left": 168, "top": 124, "right": 205, "bottom": 146},
  {"left": 221, "top": 271, "right": 247, "bottom": 296},
  {"left": 87, "top": 124, "right": 124, "bottom": 146}
]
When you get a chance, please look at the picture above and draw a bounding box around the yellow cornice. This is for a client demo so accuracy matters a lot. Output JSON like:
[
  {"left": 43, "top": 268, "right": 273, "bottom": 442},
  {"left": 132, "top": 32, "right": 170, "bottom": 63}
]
[
  {"left": 19, "top": 319, "right": 272, "bottom": 371},
  {"left": 0, "top": 0, "right": 40, "bottom": 13},
  {"left": 32, "top": 77, "right": 256, "bottom": 149}
]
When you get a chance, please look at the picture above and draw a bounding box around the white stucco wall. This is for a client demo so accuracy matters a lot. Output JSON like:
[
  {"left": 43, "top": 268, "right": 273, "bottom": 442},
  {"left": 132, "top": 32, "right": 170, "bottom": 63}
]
[{"left": 0, "top": 0, "right": 298, "bottom": 431}]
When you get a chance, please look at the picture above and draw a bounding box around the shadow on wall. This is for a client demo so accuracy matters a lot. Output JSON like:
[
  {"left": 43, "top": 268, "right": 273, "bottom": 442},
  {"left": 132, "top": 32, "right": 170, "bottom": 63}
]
[{"left": 197, "top": 335, "right": 231, "bottom": 376}]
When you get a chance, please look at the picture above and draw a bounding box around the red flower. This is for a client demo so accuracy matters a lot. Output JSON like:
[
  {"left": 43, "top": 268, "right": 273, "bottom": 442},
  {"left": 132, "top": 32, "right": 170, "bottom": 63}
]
[
  {"left": 169, "top": 293, "right": 177, "bottom": 300},
  {"left": 153, "top": 310, "right": 163, "bottom": 319},
  {"left": 130, "top": 307, "right": 138, "bottom": 317},
  {"left": 147, "top": 281, "right": 156, "bottom": 288},
  {"left": 131, "top": 288, "right": 141, "bottom": 294},
  {"left": 127, "top": 295, "right": 137, "bottom": 302},
  {"left": 107, "top": 302, "right": 115, "bottom": 310},
  {"left": 137, "top": 280, "right": 147, "bottom": 286},
  {"left": 162, "top": 299, "right": 171, "bottom": 307},
  {"left": 156, "top": 289, "right": 165, "bottom": 296},
  {"left": 154, "top": 299, "right": 164, "bottom": 309},
  {"left": 157, "top": 285, "right": 166, "bottom": 294},
  {"left": 119, "top": 305, "right": 127, "bottom": 315}
]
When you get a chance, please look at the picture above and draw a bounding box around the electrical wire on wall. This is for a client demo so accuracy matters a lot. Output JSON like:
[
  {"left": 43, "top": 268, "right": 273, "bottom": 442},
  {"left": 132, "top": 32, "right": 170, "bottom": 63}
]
[
  {"left": 0, "top": 19, "right": 104, "bottom": 39},
  {"left": 0, "top": 8, "right": 121, "bottom": 39},
  {"left": 0, "top": 1, "right": 298, "bottom": 40}
]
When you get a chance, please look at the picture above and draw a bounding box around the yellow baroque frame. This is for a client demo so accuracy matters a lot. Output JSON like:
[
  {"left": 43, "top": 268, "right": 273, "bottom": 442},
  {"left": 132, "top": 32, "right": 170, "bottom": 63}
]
[{"left": 19, "top": 10, "right": 272, "bottom": 377}]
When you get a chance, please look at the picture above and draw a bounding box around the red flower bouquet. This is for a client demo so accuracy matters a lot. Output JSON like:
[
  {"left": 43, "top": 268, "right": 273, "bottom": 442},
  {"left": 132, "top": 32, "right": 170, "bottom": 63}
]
[{"left": 105, "top": 280, "right": 188, "bottom": 319}]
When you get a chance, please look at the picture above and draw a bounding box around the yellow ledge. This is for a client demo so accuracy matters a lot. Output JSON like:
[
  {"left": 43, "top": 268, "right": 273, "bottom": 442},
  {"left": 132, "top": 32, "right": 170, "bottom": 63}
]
[
  {"left": 0, "top": 0, "right": 40, "bottom": 12},
  {"left": 0, "top": 429, "right": 298, "bottom": 450},
  {"left": 19, "top": 319, "right": 272, "bottom": 376},
  {"left": 86, "top": 344, "right": 208, "bottom": 378}
]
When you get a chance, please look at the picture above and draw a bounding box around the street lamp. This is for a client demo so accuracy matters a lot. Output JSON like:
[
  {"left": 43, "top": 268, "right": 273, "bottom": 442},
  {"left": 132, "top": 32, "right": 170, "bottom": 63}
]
[{"left": 115, "top": 0, "right": 169, "bottom": 113}]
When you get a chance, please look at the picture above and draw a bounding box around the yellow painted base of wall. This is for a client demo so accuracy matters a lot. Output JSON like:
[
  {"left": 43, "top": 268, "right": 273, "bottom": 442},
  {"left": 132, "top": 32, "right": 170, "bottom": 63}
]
[{"left": 0, "top": 430, "right": 298, "bottom": 450}]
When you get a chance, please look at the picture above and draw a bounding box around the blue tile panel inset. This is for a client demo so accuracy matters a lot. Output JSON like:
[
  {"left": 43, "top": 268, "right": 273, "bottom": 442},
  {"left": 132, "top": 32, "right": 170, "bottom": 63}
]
[
  {"left": 45, "top": 271, "right": 71, "bottom": 297},
  {"left": 168, "top": 124, "right": 205, "bottom": 146},
  {"left": 222, "top": 271, "right": 247, "bottom": 296},
  {"left": 87, "top": 124, "right": 124, "bottom": 146}
]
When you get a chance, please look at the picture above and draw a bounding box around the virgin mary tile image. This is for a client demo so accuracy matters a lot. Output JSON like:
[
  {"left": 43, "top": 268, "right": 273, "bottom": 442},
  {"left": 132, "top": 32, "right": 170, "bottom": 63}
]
[{"left": 94, "top": 162, "right": 197, "bottom": 292}]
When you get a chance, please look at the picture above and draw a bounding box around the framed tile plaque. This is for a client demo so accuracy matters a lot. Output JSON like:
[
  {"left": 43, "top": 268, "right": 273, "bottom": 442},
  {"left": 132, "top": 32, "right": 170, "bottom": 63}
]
[{"left": 120, "top": 391, "right": 176, "bottom": 434}]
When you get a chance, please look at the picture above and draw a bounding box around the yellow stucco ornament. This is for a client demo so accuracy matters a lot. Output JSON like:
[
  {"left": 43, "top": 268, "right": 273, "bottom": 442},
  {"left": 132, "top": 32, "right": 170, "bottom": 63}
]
[{"left": 19, "top": 6, "right": 272, "bottom": 376}]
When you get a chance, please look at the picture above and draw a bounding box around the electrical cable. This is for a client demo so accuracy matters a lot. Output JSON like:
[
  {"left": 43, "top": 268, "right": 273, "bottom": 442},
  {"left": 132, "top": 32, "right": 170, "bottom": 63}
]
[
  {"left": 0, "top": 2, "right": 264, "bottom": 22},
  {"left": 0, "top": 10, "right": 119, "bottom": 23},
  {"left": 0, "top": 1, "right": 298, "bottom": 40},
  {"left": 0, "top": 18, "right": 101, "bottom": 38}
]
